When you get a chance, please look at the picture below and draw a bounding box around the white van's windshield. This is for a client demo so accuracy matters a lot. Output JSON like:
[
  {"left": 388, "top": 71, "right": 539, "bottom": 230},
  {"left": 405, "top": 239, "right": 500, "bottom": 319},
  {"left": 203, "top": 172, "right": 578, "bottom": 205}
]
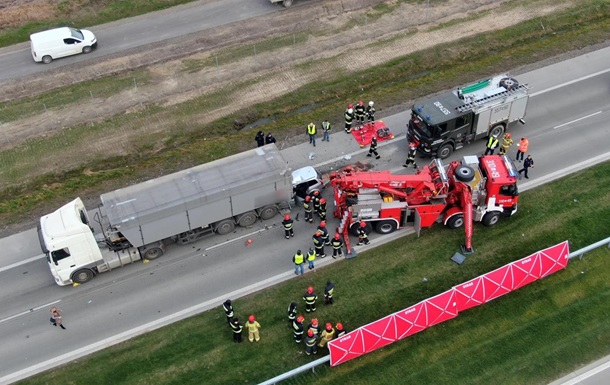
[{"left": 69, "top": 28, "right": 84, "bottom": 40}]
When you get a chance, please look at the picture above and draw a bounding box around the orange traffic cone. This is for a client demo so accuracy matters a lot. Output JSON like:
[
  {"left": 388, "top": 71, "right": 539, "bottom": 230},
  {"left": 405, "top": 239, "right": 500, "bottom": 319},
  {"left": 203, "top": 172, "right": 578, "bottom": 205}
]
[{"left": 245, "top": 239, "right": 253, "bottom": 247}]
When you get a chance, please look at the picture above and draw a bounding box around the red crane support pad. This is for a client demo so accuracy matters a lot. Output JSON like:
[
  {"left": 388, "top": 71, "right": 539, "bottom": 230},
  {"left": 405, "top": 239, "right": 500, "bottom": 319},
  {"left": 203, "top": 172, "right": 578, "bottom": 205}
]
[{"left": 351, "top": 121, "right": 394, "bottom": 147}]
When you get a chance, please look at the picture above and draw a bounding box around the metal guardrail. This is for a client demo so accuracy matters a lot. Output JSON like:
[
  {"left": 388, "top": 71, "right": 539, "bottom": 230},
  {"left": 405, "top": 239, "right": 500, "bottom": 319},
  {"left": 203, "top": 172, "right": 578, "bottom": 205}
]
[{"left": 258, "top": 237, "right": 610, "bottom": 385}]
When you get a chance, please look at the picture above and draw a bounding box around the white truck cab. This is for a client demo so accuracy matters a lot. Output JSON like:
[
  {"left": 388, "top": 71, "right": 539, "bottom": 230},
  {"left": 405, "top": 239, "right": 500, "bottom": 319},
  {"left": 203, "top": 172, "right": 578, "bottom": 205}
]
[{"left": 30, "top": 27, "right": 97, "bottom": 64}]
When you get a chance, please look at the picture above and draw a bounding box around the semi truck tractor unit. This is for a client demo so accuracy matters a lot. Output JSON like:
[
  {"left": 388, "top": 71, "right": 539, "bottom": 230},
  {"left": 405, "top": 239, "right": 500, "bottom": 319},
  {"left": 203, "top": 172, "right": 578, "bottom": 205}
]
[
  {"left": 407, "top": 74, "right": 529, "bottom": 159},
  {"left": 39, "top": 144, "right": 323, "bottom": 286},
  {"left": 330, "top": 155, "right": 519, "bottom": 253}
]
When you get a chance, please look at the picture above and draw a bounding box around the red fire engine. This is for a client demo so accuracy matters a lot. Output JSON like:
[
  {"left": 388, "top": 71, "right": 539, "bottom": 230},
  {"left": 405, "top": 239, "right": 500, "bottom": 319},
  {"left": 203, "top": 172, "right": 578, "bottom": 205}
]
[{"left": 329, "top": 155, "right": 520, "bottom": 253}]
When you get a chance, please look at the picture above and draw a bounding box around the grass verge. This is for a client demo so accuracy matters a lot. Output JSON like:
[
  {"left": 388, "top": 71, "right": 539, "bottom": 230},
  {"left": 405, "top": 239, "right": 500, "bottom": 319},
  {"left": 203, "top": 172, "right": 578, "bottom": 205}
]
[
  {"left": 16, "top": 158, "right": 610, "bottom": 385},
  {"left": 1, "top": 0, "right": 610, "bottom": 228}
]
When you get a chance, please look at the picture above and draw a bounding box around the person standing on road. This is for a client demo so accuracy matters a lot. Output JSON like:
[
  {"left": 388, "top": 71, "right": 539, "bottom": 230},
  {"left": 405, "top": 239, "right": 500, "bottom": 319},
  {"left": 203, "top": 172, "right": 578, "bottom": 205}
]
[
  {"left": 282, "top": 214, "right": 294, "bottom": 239},
  {"left": 403, "top": 142, "right": 418, "bottom": 169},
  {"left": 288, "top": 302, "right": 298, "bottom": 325},
  {"left": 50, "top": 307, "right": 66, "bottom": 330},
  {"left": 345, "top": 105, "right": 354, "bottom": 133},
  {"left": 311, "top": 190, "right": 321, "bottom": 215},
  {"left": 366, "top": 101, "right": 376, "bottom": 124},
  {"left": 265, "top": 132, "right": 277, "bottom": 144},
  {"left": 293, "top": 315, "right": 305, "bottom": 343},
  {"left": 307, "top": 122, "right": 317, "bottom": 146},
  {"left": 230, "top": 317, "right": 243, "bottom": 343},
  {"left": 246, "top": 315, "right": 261, "bottom": 343},
  {"left": 303, "top": 286, "right": 318, "bottom": 313},
  {"left": 307, "top": 248, "right": 316, "bottom": 271},
  {"left": 293, "top": 249, "right": 305, "bottom": 276},
  {"left": 318, "top": 198, "right": 327, "bottom": 221},
  {"left": 484, "top": 135, "right": 499, "bottom": 155},
  {"left": 321, "top": 119, "right": 331, "bottom": 142},
  {"left": 303, "top": 195, "right": 314, "bottom": 223},
  {"left": 518, "top": 155, "right": 535, "bottom": 179},
  {"left": 498, "top": 133, "right": 513, "bottom": 155},
  {"left": 367, "top": 136, "right": 380, "bottom": 159},
  {"left": 516, "top": 137, "right": 529, "bottom": 162},
  {"left": 331, "top": 233, "right": 344, "bottom": 259},
  {"left": 324, "top": 279, "right": 335, "bottom": 305},
  {"left": 312, "top": 230, "right": 326, "bottom": 258},
  {"left": 255, "top": 131, "right": 265, "bottom": 147},
  {"left": 357, "top": 221, "right": 371, "bottom": 246},
  {"left": 305, "top": 329, "right": 318, "bottom": 355},
  {"left": 222, "top": 299, "right": 234, "bottom": 324},
  {"left": 355, "top": 100, "right": 366, "bottom": 126},
  {"left": 317, "top": 221, "right": 330, "bottom": 246}
]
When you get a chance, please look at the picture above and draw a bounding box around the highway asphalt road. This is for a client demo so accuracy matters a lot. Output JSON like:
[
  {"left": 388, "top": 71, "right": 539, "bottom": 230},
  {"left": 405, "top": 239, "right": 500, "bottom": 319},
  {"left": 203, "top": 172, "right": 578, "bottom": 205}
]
[
  {"left": 1, "top": 47, "right": 610, "bottom": 384},
  {"left": 0, "top": 0, "right": 277, "bottom": 82}
]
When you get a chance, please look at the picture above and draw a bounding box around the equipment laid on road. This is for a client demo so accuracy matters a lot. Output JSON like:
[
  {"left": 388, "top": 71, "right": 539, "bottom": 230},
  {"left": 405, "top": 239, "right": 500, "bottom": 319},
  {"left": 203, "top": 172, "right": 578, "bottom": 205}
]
[
  {"left": 330, "top": 155, "right": 520, "bottom": 253},
  {"left": 407, "top": 74, "right": 529, "bottom": 159},
  {"left": 38, "top": 144, "right": 321, "bottom": 286},
  {"left": 269, "top": 0, "right": 295, "bottom": 8}
]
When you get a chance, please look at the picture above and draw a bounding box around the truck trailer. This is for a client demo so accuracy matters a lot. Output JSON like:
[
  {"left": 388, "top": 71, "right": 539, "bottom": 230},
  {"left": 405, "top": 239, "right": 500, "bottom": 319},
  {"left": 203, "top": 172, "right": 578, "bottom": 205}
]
[
  {"left": 330, "top": 155, "right": 520, "bottom": 253},
  {"left": 39, "top": 144, "right": 323, "bottom": 286},
  {"left": 407, "top": 74, "right": 529, "bottom": 159}
]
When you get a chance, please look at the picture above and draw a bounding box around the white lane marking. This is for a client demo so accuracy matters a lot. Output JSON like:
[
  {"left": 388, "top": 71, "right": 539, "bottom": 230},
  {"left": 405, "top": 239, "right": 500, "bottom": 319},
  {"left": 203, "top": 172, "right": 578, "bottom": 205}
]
[
  {"left": 205, "top": 226, "right": 273, "bottom": 251},
  {"left": 0, "top": 255, "right": 44, "bottom": 273},
  {"left": 0, "top": 299, "right": 61, "bottom": 325},
  {"left": 530, "top": 67, "right": 610, "bottom": 97},
  {"left": 553, "top": 111, "right": 602, "bottom": 129},
  {"left": 558, "top": 359, "right": 610, "bottom": 385}
]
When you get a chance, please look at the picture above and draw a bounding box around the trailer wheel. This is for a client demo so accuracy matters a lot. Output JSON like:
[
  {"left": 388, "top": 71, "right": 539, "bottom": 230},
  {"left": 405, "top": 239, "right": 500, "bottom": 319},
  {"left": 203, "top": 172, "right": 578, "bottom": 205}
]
[
  {"left": 489, "top": 124, "right": 505, "bottom": 138},
  {"left": 446, "top": 215, "right": 464, "bottom": 229},
  {"left": 237, "top": 211, "right": 257, "bottom": 227},
  {"left": 142, "top": 247, "right": 164, "bottom": 260},
  {"left": 82, "top": 46, "right": 92, "bottom": 54},
  {"left": 282, "top": 0, "right": 293, "bottom": 7},
  {"left": 72, "top": 268, "right": 94, "bottom": 284},
  {"left": 259, "top": 205, "right": 278, "bottom": 220},
  {"left": 454, "top": 166, "right": 475, "bottom": 183},
  {"left": 215, "top": 219, "right": 235, "bottom": 235},
  {"left": 437, "top": 144, "right": 453, "bottom": 159},
  {"left": 350, "top": 221, "right": 372, "bottom": 236},
  {"left": 499, "top": 77, "right": 519, "bottom": 91},
  {"left": 375, "top": 220, "right": 397, "bottom": 234},
  {"left": 482, "top": 212, "right": 500, "bottom": 227},
  {"left": 42, "top": 55, "right": 52, "bottom": 64}
]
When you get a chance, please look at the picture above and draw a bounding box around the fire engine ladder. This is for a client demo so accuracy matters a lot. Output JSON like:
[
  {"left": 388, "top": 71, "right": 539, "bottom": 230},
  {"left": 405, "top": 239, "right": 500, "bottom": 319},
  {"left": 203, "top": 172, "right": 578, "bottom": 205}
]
[{"left": 455, "top": 84, "right": 529, "bottom": 113}]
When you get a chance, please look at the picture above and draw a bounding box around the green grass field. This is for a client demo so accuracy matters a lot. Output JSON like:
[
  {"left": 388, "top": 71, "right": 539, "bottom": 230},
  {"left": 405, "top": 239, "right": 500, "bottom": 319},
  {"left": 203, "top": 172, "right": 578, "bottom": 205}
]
[{"left": 17, "top": 162, "right": 610, "bottom": 385}]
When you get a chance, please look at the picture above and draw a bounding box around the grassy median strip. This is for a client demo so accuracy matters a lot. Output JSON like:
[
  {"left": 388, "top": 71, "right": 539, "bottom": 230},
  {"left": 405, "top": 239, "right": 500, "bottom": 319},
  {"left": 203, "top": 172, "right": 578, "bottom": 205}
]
[{"left": 17, "top": 163, "right": 610, "bottom": 385}]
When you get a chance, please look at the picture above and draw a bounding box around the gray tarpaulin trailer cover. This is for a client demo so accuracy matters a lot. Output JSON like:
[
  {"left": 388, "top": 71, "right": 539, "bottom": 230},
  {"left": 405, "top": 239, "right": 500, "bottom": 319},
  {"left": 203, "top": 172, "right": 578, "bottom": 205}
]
[{"left": 100, "top": 144, "right": 292, "bottom": 247}]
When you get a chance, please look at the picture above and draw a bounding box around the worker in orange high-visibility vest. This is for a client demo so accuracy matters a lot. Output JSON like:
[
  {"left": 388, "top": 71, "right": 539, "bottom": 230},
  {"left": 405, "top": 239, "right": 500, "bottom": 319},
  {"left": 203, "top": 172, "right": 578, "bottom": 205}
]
[{"left": 516, "top": 137, "right": 529, "bottom": 162}]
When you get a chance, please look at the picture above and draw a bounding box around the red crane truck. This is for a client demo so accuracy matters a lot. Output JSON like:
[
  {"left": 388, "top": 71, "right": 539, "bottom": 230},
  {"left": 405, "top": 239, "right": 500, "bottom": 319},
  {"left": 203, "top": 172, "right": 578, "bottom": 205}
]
[{"left": 329, "top": 155, "right": 520, "bottom": 253}]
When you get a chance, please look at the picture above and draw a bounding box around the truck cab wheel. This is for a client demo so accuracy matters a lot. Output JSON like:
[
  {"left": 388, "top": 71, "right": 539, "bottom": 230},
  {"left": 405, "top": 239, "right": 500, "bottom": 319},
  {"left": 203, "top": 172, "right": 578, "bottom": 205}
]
[
  {"left": 446, "top": 215, "right": 464, "bottom": 229},
  {"left": 437, "top": 144, "right": 453, "bottom": 159},
  {"left": 72, "top": 268, "right": 94, "bottom": 284},
  {"left": 42, "top": 55, "right": 52, "bottom": 64},
  {"left": 142, "top": 247, "right": 163, "bottom": 260},
  {"left": 375, "top": 220, "right": 397, "bottom": 234},
  {"left": 482, "top": 212, "right": 500, "bottom": 227},
  {"left": 489, "top": 124, "right": 505, "bottom": 138}
]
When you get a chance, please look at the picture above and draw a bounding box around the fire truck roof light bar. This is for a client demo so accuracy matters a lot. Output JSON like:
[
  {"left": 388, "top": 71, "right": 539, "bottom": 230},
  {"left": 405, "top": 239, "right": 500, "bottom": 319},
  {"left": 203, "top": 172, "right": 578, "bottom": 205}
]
[{"left": 502, "top": 155, "right": 519, "bottom": 177}]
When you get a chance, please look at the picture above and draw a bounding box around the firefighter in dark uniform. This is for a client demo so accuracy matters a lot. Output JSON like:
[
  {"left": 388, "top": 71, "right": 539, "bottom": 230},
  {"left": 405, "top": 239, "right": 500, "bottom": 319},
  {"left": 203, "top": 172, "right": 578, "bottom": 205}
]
[
  {"left": 324, "top": 279, "right": 335, "bottom": 305},
  {"left": 312, "top": 230, "right": 326, "bottom": 258},
  {"left": 317, "top": 221, "right": 330, "bottom": 246},
  {"left": 345, "top": 105, "right": 354, "bottom": 133},
  {"left": 357, "top": 221, "right": 370, "bottom": 245},
  {"left": 331, "top": 233, "right": 344, "bottom": 259},
  {"left": 222, "top": 299, "right": 234, "bottom": 324},
  {"left": 318, "top": 198, "right": 327, "bottom": 220},
  {"left": 305, "top": 329, "right": 318, "bottom": 355},
  {"left": 311, "top": 190, "right": 321, "bottom": 215},
  {"left": 303, "top": 286, "right": 318, "bottom": 313},
  {"left": 230, "top": 317, "right": 243, "bottom": 343},
  {"left": 288, "top": 302, "right": 298, "bottom": 325},
  {"left": 367, "top": 136, "right": 380, "bottom": 159},
  {"left": 335, "top": 323, "right": 347, "bottom": 338},
  {"left": 293, "top": 315, "right": 305, "bottom": 343},
  {"left": 355, "top": 100, "right": 366, "bottom": 125},
  {"left": 366, "top": 101, "right": 376, "bottom": 123},
  {"left": 303, "top": 195, "right": 314, "bottom": 223},
  {"left": 255, "top": 131, "right": 265, "bottom": 147},
  {"left": 307, "top": 318, "right": 321, "bottom": 337},
  {"left": 403, "top": 142, "right": 418, "bottom": 169},
  {"left": 282, "top": 214, "right": 294, "bottom": 239},
  {"left": 265, "top": 132, "right": 276, "bottom": 144}
]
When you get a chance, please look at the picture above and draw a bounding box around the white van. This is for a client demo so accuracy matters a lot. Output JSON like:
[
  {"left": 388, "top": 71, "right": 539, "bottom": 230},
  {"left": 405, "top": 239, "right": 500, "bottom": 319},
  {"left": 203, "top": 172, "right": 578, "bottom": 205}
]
[{"left": 30, "top": 27, "right": 97, "bottom": 64}]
